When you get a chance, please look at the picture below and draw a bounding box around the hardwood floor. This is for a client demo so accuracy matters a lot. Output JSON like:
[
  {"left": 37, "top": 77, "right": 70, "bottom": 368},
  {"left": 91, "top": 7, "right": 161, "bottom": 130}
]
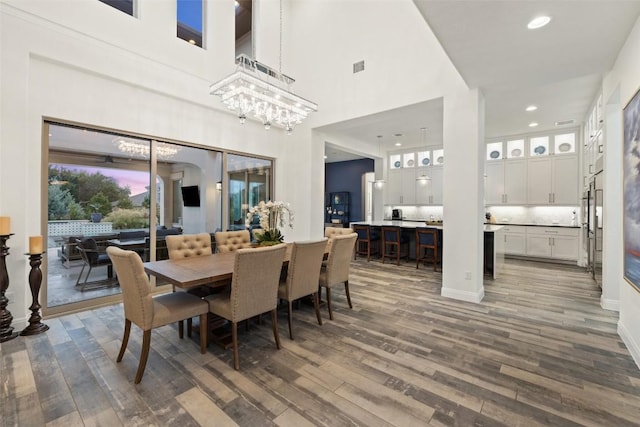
[{"left": 2, "top": 258, "right": 640, "bottom": 426}]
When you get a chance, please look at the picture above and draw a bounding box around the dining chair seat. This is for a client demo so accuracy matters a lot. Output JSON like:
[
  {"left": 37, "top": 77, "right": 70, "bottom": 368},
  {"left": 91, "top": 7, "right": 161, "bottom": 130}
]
[
  {"left": 166, "top": 233, "right": 216, "bottom": 337},
  {"left": 319, "top": 233, "right": 357, "bottom": 320},
  {"left": 277, "top": 239, "right": 327, "bottom": 339},
  {"left": 106, "top": 247, "right": 208, "bottom": 384},
  {"left": 381, "top": 226, "right": 410, "bottom": 265},
  {"left": 353, "top": 224, "right": 380, "bottom": 261},
  {"left": 416, "top": 228, "right": 439, "bottom": 271},
  {"left": 205, "top": 244, "right": 287, "bottom": 370}
]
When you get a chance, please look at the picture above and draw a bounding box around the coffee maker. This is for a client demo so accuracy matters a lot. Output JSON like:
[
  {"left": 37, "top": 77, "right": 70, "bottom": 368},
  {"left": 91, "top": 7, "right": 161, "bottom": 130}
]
[{"left": 392, "top": 209, "right": 403, "bottom": 220}]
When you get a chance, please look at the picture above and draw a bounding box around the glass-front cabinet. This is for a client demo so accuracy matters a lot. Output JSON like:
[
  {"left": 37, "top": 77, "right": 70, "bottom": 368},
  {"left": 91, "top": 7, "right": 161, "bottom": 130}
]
[{"left": 387, "top": 148, "right": 443, "bottom": 206}]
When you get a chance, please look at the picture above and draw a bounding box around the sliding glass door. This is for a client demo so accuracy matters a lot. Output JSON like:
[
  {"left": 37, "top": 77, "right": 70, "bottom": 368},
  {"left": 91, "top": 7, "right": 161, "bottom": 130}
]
[{"left": 44, "top": 122, "right": 222, "bottom": 315}]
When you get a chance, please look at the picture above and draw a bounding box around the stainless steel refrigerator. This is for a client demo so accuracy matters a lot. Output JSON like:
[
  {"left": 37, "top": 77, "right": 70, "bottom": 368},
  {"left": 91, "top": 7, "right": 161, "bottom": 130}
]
[{"left": 587, "top": 171, "right": 603, "bottom": 288}]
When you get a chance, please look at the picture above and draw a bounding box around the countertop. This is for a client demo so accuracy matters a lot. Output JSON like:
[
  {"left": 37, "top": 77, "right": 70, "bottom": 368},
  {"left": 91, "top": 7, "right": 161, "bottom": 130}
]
[
  {"left": 352, "top": 220, "right": 504, "bottom": 233},
  {"left": 489, "top": 222, "right": 581, "bottom": 228}
]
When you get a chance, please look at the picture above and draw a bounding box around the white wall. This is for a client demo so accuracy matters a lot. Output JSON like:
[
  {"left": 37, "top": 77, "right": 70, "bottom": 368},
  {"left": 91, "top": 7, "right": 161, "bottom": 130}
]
[
  {"left": 602, "top": 15, "right": 640, "bottom": 368},
  {"left": 0, "top": 1, "right": 315, "bottom": 327}
]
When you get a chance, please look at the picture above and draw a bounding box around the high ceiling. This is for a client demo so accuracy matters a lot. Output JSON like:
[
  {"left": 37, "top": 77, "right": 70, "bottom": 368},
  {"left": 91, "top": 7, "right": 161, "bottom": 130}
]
[{"left": 324, "top": 0, "right": 640, "bottom": 163}]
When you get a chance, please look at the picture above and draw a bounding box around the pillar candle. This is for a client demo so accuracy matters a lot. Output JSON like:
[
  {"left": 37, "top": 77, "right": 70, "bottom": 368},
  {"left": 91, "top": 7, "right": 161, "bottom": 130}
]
[
  {"left": 29, "top": 236, "right": 43, "bottom": 254},
  {"left": 0, "top": 216, "right": 9, "bottom": 235}
]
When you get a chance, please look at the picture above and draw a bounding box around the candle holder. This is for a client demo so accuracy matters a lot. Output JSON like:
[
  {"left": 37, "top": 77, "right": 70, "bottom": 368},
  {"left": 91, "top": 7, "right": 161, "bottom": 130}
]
[
  {"left": 21, "top": 252, "right": 48, "bottom": 336},
  {"left": 0, "top": 233, "right": 19, "bottom": 343}
]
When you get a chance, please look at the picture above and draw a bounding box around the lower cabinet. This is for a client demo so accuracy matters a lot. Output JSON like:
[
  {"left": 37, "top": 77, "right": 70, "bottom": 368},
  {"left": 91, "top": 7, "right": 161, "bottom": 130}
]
[
  {"left": 524, "top": 226, "right": 579, "bottom": 261},
  {"left": 502, "top": 226, "right": 526, "bottom": 256}
]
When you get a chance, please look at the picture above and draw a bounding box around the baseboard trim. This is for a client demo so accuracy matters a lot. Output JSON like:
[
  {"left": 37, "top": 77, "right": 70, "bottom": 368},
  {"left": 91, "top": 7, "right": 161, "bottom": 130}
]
[
  {"left": 441, "top": 287, "right": 484, "bottom": 303},
  {"left": 618, "top": 321, "right": 640, "bottom": 370},
  {"left": 600, "top": 296, "right": 620, "bottom": 312}
]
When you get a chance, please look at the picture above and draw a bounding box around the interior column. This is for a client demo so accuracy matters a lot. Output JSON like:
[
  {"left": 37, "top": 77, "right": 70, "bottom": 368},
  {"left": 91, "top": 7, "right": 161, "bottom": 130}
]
[{"left": 441, "top": 88, "right": 486, "bottom": 302}]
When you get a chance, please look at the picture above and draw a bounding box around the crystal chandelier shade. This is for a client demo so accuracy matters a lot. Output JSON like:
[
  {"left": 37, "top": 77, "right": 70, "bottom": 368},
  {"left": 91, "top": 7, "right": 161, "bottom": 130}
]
[
  {"left": 114, "top": 138, "right": 180, "bottom": 159},
  {"left": 210, "top": 54, "right": 318, "bottom": 133}
]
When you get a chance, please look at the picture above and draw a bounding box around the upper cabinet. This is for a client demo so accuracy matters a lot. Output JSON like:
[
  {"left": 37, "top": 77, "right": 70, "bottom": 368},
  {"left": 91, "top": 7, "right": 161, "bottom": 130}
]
[
  {"left": 386, "top": 148, "right": 443, "bottom": 206},
  {"left": 486, "top": 129, "right": 579, "bottom": 206},
  {"left": 584, "top": 90, "right": 604, "bottom": 181}
]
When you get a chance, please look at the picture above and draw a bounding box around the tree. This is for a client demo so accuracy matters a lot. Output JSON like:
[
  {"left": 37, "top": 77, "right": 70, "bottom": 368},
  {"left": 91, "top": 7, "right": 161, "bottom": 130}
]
[
  {"left": 48, "top": 185, "right": 74, "bottom": 220},
  {"left": 88, "top": 192, "right": 111, "bottom": 217},
  {"left": 117, "top": 197, "right": 133, "bottom": 209}
]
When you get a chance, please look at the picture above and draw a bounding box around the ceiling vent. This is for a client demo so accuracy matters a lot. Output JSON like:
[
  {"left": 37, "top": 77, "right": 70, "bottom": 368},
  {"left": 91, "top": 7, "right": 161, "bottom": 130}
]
[
  {"left": 353, "top": 60, "right": 365, "bottom": 74},
  {"left": 555, "top": 119, "right": 575, "bottom": 126}
]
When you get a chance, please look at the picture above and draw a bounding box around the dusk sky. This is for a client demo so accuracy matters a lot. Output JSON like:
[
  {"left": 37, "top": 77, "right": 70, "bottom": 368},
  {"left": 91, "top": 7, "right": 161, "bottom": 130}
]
[{"left": 53, "top": 164, "right": 150, "bottom": 196}]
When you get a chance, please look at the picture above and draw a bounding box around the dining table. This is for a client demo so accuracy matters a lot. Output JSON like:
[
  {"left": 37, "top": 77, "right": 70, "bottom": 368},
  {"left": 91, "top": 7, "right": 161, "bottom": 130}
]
[{"left": 142, "top": 243, "right": 321, "bottom": 348}]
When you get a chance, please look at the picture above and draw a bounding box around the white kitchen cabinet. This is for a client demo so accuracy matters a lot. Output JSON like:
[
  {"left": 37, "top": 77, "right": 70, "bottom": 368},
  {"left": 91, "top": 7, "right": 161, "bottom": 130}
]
[
  {"left": 525, "top": 226, "right": 579, "bottom": 261},
  {"left": 386, "top": 168, "right": 416, "bottom": 205},
  {"left": 485, "top": 160, "right": 527, "bottom": 205},
  {"left": 416, "top": 166, "right": 443, "bottom": 205},
  {"left": 502, "top": 225, "right": 526, "bottom": 255},
  {"left": 527, "top": 156, "right": 578, "bottom": 205}
]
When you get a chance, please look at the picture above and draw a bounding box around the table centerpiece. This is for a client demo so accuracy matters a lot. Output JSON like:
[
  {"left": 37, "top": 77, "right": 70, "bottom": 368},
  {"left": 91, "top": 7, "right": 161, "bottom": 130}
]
[{"left": 246, "top": 200, "right": 294, "bottom": 246}]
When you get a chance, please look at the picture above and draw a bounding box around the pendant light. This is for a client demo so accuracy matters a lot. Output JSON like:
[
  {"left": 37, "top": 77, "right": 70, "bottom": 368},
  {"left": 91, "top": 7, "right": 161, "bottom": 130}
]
[
  {"left": 374, "top": 135, "right": 385, "bottom": 188},
  {"left": 416, "top": 127, "right": 431, "bottom": 183}
]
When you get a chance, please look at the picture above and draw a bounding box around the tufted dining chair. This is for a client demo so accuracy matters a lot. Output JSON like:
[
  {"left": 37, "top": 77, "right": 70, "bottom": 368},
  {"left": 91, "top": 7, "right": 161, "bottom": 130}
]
[
  {"left": 324, "top": 226, "right": 354, "bottom": 254},
  {"left": 215, "top": 230, "right": 252, "bottom": 253},
  {"left": 106, "top": 247, "right": 208, "bottom": 384},
  {"left": 278, "top": 239, "right": 328, "bottom": 339},
  {"left": 166, "top": 233, "right": 214, "bottom": 337},
  {"left": 319, "top": 233, "right": 357, "bottom": 320},
  {"left": 205, "top": 244, "right": 287, "bottom": 370}
]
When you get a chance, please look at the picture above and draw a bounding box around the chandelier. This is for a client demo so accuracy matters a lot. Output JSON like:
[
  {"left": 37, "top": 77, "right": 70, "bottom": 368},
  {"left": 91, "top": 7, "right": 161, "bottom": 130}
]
[
  {"left": 209, "top": 54, "right": 317, "bottom": 134},
  {"left": 114, "top": 138, "right": 180, "bottom": 159}
]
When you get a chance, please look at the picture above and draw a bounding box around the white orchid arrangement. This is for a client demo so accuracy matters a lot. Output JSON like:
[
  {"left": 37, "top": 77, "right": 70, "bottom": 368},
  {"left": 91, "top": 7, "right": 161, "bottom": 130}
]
[{"left": 245, "top": 200, "right": 294, "bottom": 244}]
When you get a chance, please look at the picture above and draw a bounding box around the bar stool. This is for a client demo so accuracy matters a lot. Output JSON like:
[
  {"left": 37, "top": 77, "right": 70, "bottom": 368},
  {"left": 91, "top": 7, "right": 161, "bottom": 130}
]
[
  {"left": 353, "top": 224, "right": 380, "bottom": 261},
  {"left": 416, "top": 228, "right": 439, "bottom": 271},
  {"left": 381, "top": 226, "right": 410, "bottom": 266}
]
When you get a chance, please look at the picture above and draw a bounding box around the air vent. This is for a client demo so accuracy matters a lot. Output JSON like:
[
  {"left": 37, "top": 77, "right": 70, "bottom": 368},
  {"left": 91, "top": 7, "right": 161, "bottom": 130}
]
[
  {"left": 353, "top": 60, "right": 365, "bottom": 74},
  {"left": 555, "top": 119, "right": 575, "bottom": 126}
]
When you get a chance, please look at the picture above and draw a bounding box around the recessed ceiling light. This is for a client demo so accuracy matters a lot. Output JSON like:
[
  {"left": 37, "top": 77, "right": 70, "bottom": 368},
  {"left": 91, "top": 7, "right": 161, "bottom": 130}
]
[
  {"left": 393, "top": 133, "right": 403, "bottom": 137},
  {"left": 323, "top": 155, "right": 327, "bottom": 159},
  {"left": 527, "top": 16, "right": 551, "bottom": 30},
  {"left": 529, "top": 122, "right": 539, "bottom": 127},
  {"left": 525, "top": 105, "right": 538, "bottom": 112},
  {"left": 395, "top": 142, "right": 402, "bottom": 147}
]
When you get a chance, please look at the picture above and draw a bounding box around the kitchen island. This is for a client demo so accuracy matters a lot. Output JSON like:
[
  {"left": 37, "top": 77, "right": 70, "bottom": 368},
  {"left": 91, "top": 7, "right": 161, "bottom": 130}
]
[{"left": 350, "top": 221, "right": 504, "bottom": 279}]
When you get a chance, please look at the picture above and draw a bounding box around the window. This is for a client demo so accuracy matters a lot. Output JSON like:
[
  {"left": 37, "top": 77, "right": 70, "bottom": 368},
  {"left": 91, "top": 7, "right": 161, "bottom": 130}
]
[
  {"left": 99, "top": 0, "right": 134, "bottom": 16},
  {"left": 45, "top": 123, "right": 222, "bottom": 315},
  {"left": 177, "top": 0, "right": 203, "bottom": 47},
  {"left": 227, "top": 154, "right": 272, "bottom": 231}
]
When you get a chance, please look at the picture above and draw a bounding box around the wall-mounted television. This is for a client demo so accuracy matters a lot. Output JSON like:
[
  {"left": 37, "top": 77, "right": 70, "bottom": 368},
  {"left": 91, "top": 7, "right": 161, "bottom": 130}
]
[{"left": 181, "top": 185, "right": 200, "bottom": 207}]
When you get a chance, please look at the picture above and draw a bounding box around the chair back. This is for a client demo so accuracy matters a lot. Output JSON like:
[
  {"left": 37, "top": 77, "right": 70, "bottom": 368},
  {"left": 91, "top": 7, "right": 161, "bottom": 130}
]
[
  {"left": 417, "top": 228, "right": 438, "bottom": 247},
  {"left": 106, "top": 247, "right": 153, "bottom": 330},
  {"left": 325, "top": 233, "right": 357, "bottom": 285},
  {"left": 78, "top": 238, "right": 98, "bottom": 264},
  {"left": 286, "top": 239, "right": 328, "bottom": 300},
  {"left": 166, "top": 233, "right": 212, "bottom": 259},
  {"left": 382, "top": 226, "right": 400, "bottom": 243},
  {"left": 230, "top": 244, "right": 287, "bottom": 322},
  {"left": 215, "top": 230, "right": 252, "bottom": 253},
  {"left": 324, "top": 227, "right": 353, "bottom": 239}
]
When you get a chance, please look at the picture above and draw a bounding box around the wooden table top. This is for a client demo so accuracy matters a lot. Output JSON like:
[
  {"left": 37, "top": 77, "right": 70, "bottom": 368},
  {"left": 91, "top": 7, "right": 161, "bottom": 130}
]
[{"left": 143, "top": 244, "right": 303, "bottom": 289}]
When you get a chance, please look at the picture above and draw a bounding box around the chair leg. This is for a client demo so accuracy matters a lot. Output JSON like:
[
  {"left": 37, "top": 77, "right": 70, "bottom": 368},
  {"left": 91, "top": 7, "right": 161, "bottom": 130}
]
[
  {"left": 178, "top": 320, "right": 184, "bottom": 339},
  {"left": 313, "top": 292, "right": 323, "bottom": 325},
  {"left": 75, "top": 263, "right": 86, "bottom": 286},
  {"left": 199, "top": 313, "right": 207, "bottom": 354},
  {"left": 134, "top": 329, "right": 152, "bottom": 384},
  {"left": 326, "top": 286, "right": 334, "bottom": 320},
  {"left": 271, "top": 309, "right": 281, "bottom": 349},
  {"left": 187, "top": 318, "right": 193, "bottom": 338},
  {"left": 345, "top": 280, "right": 353, "bottom": 309},
  {"left": 287, "top": 300, "right": 294, "bottom": 340},
  {"left": 117, "top": 319, "right": 131, "bottom": 363},
  {"left": 232, "top": 321, "right": 240, "bottom": 370}
]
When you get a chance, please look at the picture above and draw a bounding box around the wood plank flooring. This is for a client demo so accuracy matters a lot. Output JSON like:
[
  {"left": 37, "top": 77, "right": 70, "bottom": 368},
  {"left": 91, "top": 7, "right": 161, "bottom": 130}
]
[{"left": 2, "top": 258, "right": 640, "bottom": 426}]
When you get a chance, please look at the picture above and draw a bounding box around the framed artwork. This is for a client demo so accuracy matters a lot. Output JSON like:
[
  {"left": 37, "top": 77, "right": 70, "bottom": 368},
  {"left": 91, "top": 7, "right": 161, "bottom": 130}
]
[{"left": 623, "top": 86, "right": 640, "bottom": 291}]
